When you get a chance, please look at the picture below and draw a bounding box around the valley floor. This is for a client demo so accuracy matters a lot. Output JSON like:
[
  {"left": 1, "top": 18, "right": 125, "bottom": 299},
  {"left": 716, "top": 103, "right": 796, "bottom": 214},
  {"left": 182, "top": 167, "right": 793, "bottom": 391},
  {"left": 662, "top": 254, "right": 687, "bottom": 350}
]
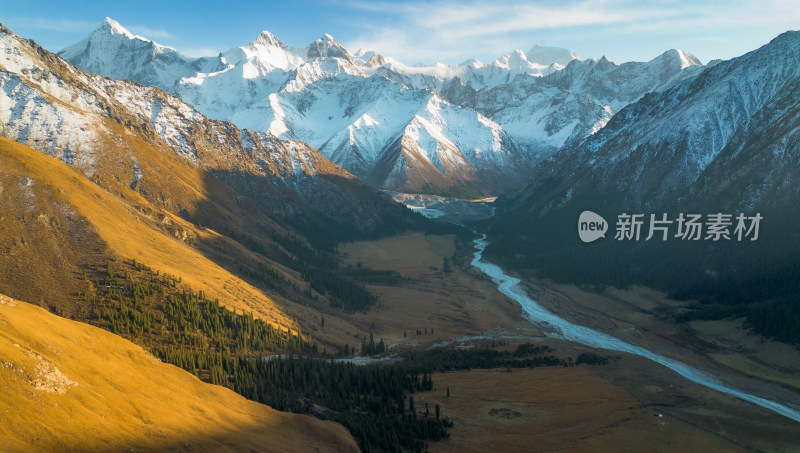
[
  {"left": 4, "top": 228, "right": 798, "bottom": 451},
  {"left": 339, "top": 232, "right": 800, "bottom": 451},
  {"left": 335, "top": 232, "right": 540, "bottom": 349},
  {"left": 423, "top": 366, "right": 746, "bottom": 453}
]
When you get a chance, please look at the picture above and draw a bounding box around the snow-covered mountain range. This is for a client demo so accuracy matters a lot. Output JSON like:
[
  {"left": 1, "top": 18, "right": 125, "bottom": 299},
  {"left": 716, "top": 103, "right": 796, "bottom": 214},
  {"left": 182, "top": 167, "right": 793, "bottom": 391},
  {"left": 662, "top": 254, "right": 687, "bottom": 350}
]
[
  {"left": 498, "top": 30, "right": 800, "bottom": 216},
  {"left": 481, "top": 29, "right": 800, "bottom": 333},
  {"left": 0, "top": 23, "right": 417, "bottom": 235},
  {"left": 487, "top": 29, "right": 800, "bottom": 274},
  {"left": 60, "top": 18, "right": 704, "bottom": 195}
]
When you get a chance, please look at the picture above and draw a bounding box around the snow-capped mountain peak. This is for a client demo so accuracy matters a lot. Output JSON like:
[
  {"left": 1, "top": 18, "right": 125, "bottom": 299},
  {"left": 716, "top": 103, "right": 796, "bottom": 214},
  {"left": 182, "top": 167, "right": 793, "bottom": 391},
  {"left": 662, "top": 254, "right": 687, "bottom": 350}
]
[
  {"left": 57, "top": 17, "right": 197, "bottom": 88},
  {"left": 493, "top": 49, "right": 530, "bottom": 70},
  {"left": 61, "top": 17, "right": 174, "bottom": 57},
  {"left": 235, "top": 30, "right": 305, "bottom": 71},
  {"left": 101, "top": 17, "right": 132, "bottom": 36},
  {"left": 59, "top": 19, "right": 707, "bottom": 196},
  {"left": 460, "top": 58, "right": 484, "bottom": 68},
  {"left": 60, "top": 17, "right": 145, "bottom": 60},
  {"left": 253, "top": 30, "right": 286, "bottom": 48},
  {"left": 306, "top": 33, "right": 352, "bottom": 61},
  {"left": 672, "top": 49, "right": 702, "bottom": 69}
]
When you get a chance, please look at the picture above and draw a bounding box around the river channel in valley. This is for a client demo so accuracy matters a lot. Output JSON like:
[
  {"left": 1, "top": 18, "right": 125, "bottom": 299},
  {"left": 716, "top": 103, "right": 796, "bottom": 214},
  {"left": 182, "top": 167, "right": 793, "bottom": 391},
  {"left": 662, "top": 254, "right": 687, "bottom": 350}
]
[{"left": 470, "top": 234, "right": 800, "bottom": 423}]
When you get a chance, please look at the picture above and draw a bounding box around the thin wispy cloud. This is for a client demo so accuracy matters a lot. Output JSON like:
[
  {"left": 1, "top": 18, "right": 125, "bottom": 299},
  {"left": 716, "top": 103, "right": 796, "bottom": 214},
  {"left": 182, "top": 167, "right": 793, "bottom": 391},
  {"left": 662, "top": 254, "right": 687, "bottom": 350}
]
[
  {"left": 127, "top": 25, "right": 174, "bottom": 40},
  {"left": 5, "top": 16, "right": 95, "bottom": 33},
  {"left": 5, "top": 1, "right": 796, "bottom": 66},
  {"left": 343, "top": 0, "right": 678, "bottom": 63},
  {"left": 411, "top": 1, "right": 661, "bottom": 36},
  {"left": 342, "top": 0, "right": 800, "bottom": 64}
]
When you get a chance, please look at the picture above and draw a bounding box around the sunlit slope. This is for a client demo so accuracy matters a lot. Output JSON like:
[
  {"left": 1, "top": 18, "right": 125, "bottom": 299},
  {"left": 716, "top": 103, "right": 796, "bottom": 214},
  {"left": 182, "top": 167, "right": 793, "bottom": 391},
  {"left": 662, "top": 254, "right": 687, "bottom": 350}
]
[
  {"left": 0, "top": 293, "right": 358, "bottom": 452},
  {"left": 0, "top": 136, "right": 297, "bottom": 331}
]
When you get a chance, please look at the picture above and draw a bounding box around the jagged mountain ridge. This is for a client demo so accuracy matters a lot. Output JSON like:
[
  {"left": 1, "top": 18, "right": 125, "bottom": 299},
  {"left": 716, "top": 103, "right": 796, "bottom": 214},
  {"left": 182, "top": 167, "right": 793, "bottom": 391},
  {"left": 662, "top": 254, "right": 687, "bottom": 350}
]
[
  {"left": 59, "top": 18, "right": 704, "bottom": 195},
  {"left": 497, "top": 30, "right": 800, "bottom": 216},
  {"left": 1, "top": 22, "right": 436, "bottom": 354},
  {"left": 58, "top": 18, "right": 224, "bottom": 90},
  {"left": 1, "top": 23, "right": 416, "bottom": 234},
  {"left": 0, "top": 20, "right": 429, "bottom": 310},
  {"left": 486, "top": 30, "right": 800, "bottom": 308}
]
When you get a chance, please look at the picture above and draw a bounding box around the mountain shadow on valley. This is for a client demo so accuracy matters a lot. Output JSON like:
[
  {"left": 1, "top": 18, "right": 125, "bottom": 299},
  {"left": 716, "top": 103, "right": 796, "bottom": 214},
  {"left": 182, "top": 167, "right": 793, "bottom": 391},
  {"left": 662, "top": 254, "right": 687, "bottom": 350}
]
[
  {"left": 486, "top": 186, "right": 800, "bottom": 345},
  {"left": 185, "top": 170, "right": 462, "bottom": 315}
]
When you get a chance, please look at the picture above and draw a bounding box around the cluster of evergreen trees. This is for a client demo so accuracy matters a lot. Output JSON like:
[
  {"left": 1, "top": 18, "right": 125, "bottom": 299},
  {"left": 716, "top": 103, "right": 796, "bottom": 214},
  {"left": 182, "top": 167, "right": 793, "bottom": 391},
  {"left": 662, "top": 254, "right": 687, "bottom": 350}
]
[
  {"left": 75, "top": 259, "right": 605, "bottom": 452},
  {"left": 674, "top": 296, "right": 800, "bottom": 344},
  {"left": 361, "top": 332, "right": 386, "bottom": 356},
  {"left": 74, "top": 260, "right": 451, "bottom": 451},
  {"left": 403, "top": 343, "right": 567, "bottom": 371},
  {"left": 81, "top": 259, "right": 312, "bottom": 355},
  {"left": 227, "top": 355, "right": 451, "bottom": 452},
  {"left": 301, "top": 265, "right": 377, "bottom": 312},
  {"left": 337, "top": 266, "right": 405, "bottom": 285}
]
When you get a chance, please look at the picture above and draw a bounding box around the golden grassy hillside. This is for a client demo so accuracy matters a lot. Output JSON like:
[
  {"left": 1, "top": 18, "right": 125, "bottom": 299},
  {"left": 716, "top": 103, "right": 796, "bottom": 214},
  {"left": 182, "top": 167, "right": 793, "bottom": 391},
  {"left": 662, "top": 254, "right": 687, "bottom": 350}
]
[
  {"left": 0, "top": 293, "right": 358, "bottom": 452},
  {"left": 2, "top": 24, "right": 438, "bottom": 353},
  {"left": 0, "top": 136, "right": 300, "bottom": 332}
]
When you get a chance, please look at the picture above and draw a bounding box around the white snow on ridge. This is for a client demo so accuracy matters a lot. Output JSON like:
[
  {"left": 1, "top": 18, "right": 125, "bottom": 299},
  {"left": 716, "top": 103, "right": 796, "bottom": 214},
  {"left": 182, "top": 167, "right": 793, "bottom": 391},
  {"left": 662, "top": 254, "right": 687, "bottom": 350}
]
[
  {"left": 53, "top": 17, "right": 706, "bottom": 192},
  {"left": 0, "top": 72, "right": 100, "bottom": 172},
  {"left": 101, "top": 17, "right": 157, "bottom": 44}
]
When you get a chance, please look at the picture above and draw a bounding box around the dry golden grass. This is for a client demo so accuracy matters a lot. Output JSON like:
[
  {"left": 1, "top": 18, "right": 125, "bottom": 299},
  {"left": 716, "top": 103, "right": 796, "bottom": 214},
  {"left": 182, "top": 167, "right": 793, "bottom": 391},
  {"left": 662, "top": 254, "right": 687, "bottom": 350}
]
[
  {"left": 339, "top": 232, "right": 447, "bottom": 278},
  {"left": 0, "top": 152, "right": 107, "bottom": 316},
  {"left": 0, "top": 137, "right": 298, "bottom": 332},
  {"left": 0, "top": 293, "right": 358, "bottom": 452},
  {"left": 333, "top": 233, "right": 539, "bottom": 348},
  {"left": 417, "top": 367, "right": 746, "bottom": 453}
]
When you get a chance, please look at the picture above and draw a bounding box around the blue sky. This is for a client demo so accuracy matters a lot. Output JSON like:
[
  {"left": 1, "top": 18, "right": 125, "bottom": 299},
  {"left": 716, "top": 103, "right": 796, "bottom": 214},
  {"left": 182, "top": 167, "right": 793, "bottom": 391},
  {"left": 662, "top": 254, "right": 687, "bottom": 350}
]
[{"left": 1, "top": 0, "right": 797, "bottom": 64}]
